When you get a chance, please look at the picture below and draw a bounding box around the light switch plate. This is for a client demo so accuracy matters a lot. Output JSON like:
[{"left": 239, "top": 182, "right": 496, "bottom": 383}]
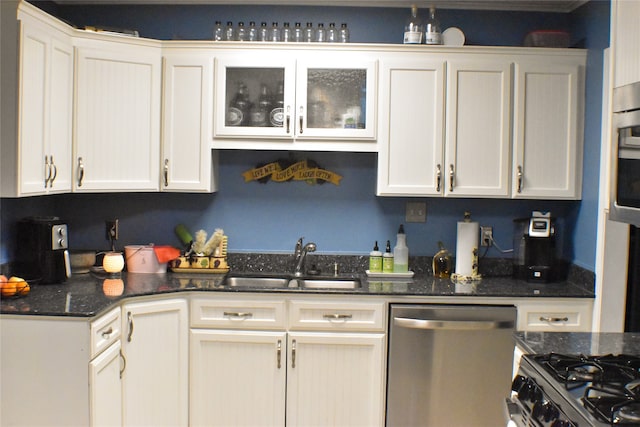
[{"left": 405, "top": 202, "right": 427, "bottom": 223}]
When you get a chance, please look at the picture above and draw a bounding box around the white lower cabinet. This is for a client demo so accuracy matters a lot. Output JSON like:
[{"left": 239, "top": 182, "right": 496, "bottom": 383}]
[
  {"left": 121, "top": 298, "right": 188, "bottom": 427},
  {"left": 90, "top": 340, "right": 123, "bottom": 427},
  {"left": 190, "top": 296, "right": 386, "bottom": 427},
  {"left": 0, "top": 307, "right": 122, "bottom": 426}
]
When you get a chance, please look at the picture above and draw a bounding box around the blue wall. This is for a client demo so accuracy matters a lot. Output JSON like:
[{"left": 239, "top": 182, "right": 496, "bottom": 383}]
[{"left": 0, "top": 1, "right": 609, "bottom": 270}]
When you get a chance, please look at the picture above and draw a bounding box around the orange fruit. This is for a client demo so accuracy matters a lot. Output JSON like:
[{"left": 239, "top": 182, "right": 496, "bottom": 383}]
[
  {"left": 0, "top": 274, "right": 7, "bottom": 283},
  {"left": 1, "top": 281, "right": 17, "bottom": 297},
  {"left": 16, "top": 281, "right": 30, "bottom": 296}
]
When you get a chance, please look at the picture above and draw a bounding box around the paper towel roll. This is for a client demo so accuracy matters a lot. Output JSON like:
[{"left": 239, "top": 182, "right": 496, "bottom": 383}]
[{"left": 456, "top": 220, "right": 479, "bottom": 277}]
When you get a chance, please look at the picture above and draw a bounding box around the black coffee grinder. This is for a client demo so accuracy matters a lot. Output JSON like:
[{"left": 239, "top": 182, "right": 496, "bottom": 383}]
[{"left": 513, "top": 212, "right": 557, "bottom": 283}]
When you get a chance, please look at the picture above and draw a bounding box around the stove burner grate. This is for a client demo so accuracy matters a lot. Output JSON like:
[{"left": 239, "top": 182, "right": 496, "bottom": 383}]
[{"left": 584, "top": 386, "right": 640, "bottom": 425}]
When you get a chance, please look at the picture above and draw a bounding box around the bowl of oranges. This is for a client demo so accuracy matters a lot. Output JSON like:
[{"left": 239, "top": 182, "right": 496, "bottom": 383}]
[{"left": 0, "top": 275, "right": 32, "bottom": 298}]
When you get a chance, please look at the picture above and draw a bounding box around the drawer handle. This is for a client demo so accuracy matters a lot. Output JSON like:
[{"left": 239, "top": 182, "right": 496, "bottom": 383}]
[
  {"left": 223, "top": 311, "right": 253, "bottom": 319},
  {"left": 323, "top": 313, "right": 353, "bottom": 321},
  {"left": 277, "top": 339, "right": 282, "bottom": 369},
  {"left": 101, "top": 327, "right": 113, "bottom": 339},
  {"left": 539, "top": 316, "right": 569, "bottom": 323}
]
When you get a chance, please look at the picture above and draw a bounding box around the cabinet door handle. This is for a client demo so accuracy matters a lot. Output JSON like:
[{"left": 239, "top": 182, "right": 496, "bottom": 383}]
[
  {"left": 77, "top": 157, "right": 85, "bottom": 187},
  {"left": 436, "top": 164, "right": 441, "bottom": 192},
  {"left": 127, "top": 311, "right": 134, "bottom": 342},
  {"left": 50, "top": 156, "right": 57, "bottom": 187},
  {"left": 322, "top": 313, "right": 353, "bottom": 321},
  {"left": 449, "top": 164, "right": 455, "bottom": 192},
  {"left": 163, "top": 159, "right": 169, "bottom": 187},
  {"left": 277, "top": 339, "right": 282, "bottom": 369},
  {"left": 298, "top": 106, "right": 304, "bottom": 134},
  {"left": 291, "top": 339, "right": 296, "bottom": 368},
  {"left": 44, "top": 156, "right": 52, "bottom": 188},
  {"left": 101, "top": 326, "right": 113, "bottom": 339},
  {"left": 517, "top": 165, "right": 523, "bottom": 193},
  {"left": 119, "top": 349, "right": 126, "bottom": 379},
  {"left": 539, "top": 316, "right": 569, "bottom": 323},
  {"left": 223, "top": 311, "right": 253, "bottom": 319},
  {"left": 286, "top": 105, "right": 291, "bottom": 134}
]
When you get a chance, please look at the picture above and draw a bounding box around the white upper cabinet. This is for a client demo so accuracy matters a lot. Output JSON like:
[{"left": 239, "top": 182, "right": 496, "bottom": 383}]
[
  {"left": 377, "top": 54, "right": 445, "bottom": 196},
  {"left": 74, "top": 36, "right": 162, "bottom": 192},
  {"left": 377, "top": 52, "right": 511, "bottom": 198},
  {"left": 161, "top": 51, "right": 218, "bottom": 192},
  {"left": 1, "top": 2, "right": 73, "bottom": 197},
  {"left": 378, "top": 48, "right": 584, "bottom": 200},
  {"left": 444, "top": 57, "right": 511, "bottom": 198},
  {"left": 512, "top": 56, "right": 584, "bottom": 199},
  {"left": 612, "top": 0, "right": 640, "bottom": 87},
  {"left": 213, "top": 47, "right": 377, "bottom": 151}
]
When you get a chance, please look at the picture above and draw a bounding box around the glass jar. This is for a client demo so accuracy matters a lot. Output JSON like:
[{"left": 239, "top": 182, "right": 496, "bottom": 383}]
[{"left": 432, "top": 242, "right": 452, "bottom": 278}]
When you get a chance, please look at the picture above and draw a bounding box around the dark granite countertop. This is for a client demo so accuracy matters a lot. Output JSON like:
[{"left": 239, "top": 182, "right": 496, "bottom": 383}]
[
  {"left": 1, "top": 267, "right": 594, "bottom": 318},
  {"left": 515, "top": 332, "right": 640, "bottom": 355}
]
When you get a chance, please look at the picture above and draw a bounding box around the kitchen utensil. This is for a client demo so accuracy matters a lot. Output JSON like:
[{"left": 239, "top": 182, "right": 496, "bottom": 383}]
[{"left": 69, "top": 250, "right": 96, "bottom": 274}]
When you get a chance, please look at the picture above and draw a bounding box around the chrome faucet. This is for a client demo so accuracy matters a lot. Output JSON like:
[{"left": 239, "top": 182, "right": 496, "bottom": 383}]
[{"left": 294, "top": 237, "right": 316, "bottom": 277}]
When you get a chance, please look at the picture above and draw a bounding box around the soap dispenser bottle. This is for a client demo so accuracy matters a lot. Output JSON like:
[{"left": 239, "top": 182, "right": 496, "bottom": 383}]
[
  {"left": 393, "top": 224, "right": 409, "bottom": 272},
  {"left": 383, "top": 240, "right": 394, "bottom": 273},
  {"left": 369, "top": 241, "right": 383, "bottom": 273}
]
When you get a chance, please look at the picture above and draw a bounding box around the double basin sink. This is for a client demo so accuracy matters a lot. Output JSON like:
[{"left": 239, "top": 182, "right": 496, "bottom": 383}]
[{"left": 223, "top": 273, "right": 361, "bottom": 290}]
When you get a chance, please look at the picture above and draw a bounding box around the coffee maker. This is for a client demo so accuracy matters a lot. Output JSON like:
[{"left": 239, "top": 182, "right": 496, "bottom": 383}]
[
  {"left": 513, "top": 211, "right": 558, "bottom": 283},
  {"left": 15, "top": 217, "right": 70, "bottom": 284}
]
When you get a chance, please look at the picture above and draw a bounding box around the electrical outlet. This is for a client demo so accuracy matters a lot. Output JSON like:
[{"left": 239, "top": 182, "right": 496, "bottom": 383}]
[
  {"left": 105, "top": 219, "right": 119, "bottom": 241},
  {"left": 481, "top": 226, "right": 493, "bottom": 247},
  {"left": 405, "top": 202, "right": 427, "bottom": 223}
]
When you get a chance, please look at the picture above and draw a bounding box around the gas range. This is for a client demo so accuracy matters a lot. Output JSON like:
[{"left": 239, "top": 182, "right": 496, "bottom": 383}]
[{"left": 508, "top": 353, "right": 640, "bottom": 426}]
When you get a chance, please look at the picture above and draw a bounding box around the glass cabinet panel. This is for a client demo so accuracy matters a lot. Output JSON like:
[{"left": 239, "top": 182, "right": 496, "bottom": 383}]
[
  {"left": 214, "top": 52, "right": 376, "bottom": 141},
  {"left": 225, "top": 67, "right": 285, "bottom": 128},
  {"left": 305, "top": 68, "right": 367, "bottom": 130}
]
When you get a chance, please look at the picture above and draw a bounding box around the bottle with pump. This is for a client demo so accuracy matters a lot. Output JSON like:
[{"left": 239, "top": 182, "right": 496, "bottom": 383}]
[
  {"left": 369, "top": 241, "right": 383, "bottom": 273},
  {"left": 424, "top": 6, "right": 442, "bottom": 45},
  {"left": 383, "top": 240, "right": 394, "bottom": 273},
  {"left": 393, "top": 224, "right": 409, "bottom": 273},
  {"left": 403, "top": 4, "right": 423, "bottom": 44}
]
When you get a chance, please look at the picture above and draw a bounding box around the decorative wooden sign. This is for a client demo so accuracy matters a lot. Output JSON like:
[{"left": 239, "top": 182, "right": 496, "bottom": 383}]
[{"left": 242, "top": 158, "right": 342, "bottom": 185}]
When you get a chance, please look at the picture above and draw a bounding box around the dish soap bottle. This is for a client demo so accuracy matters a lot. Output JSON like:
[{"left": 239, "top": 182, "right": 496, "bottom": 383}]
[
  {"left": 383, "top": 240, "right": 394, "bottom": 273},
  {"left": 369, "top": 241, "right": 383, "bottom": 273},
  {"left": 393, "top": 224, "right": 409, "bottom": 273},
  {"left": 433, "top": 241, "right": 452, "bottom": 278}
]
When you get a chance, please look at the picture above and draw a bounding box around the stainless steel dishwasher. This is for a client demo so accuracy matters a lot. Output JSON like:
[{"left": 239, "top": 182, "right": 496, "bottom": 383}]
[{"left": 387, "top": 304, "right": 516, "bottom": 427}]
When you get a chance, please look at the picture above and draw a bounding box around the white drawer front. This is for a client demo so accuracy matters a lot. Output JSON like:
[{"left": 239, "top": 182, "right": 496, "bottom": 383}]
[
  {"left": 90, "top": 307, "right": 121, "bottom": 358},
  {"left": 288, "top": 300, "right": 385, "bottom": 331},
  {"left": 191, "top": 298, "right": 287, "bottom": 329},
  {"left": 517, "top": 300, "right": 592, "bottom": 332}
]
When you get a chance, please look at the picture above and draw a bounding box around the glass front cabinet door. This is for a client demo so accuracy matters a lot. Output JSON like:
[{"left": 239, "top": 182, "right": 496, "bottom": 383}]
[{"left": 213, "top": 50, "right": 377, "bottom": 142}]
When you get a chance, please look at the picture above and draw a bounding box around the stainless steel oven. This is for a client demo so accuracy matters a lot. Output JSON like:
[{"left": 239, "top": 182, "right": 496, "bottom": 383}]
[{"left": 610, "top": 81, "right": 640, "bottom": 226}]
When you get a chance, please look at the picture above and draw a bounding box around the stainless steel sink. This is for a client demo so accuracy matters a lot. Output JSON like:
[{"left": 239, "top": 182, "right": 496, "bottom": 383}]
[
  {"left": 295, "top": 278, "right": 361, "bottom": 289},
  {"left": 223, "top": 276, "right": 290, "bottom": 288},
  {"left": 222, "top": 274, "right": 361, "bottom": 290}
]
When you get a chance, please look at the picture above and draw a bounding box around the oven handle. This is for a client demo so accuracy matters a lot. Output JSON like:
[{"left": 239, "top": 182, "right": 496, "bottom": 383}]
[
  {"left": 504, "top": 398, "right": 523, "bottom": 427},
  {"left": 394, "top": 317, "right": 515, "bottom": 331}
]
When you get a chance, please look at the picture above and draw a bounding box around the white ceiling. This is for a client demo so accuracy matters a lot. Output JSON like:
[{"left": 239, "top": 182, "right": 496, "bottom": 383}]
[{"left": 51, "top": 0, "right": 590, "bottom": 13}]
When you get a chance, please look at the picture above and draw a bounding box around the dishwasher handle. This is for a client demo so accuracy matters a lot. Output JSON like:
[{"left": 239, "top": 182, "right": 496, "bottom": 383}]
[{"left": 394, "top": 316, "right": 515, "bottom": 331}]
